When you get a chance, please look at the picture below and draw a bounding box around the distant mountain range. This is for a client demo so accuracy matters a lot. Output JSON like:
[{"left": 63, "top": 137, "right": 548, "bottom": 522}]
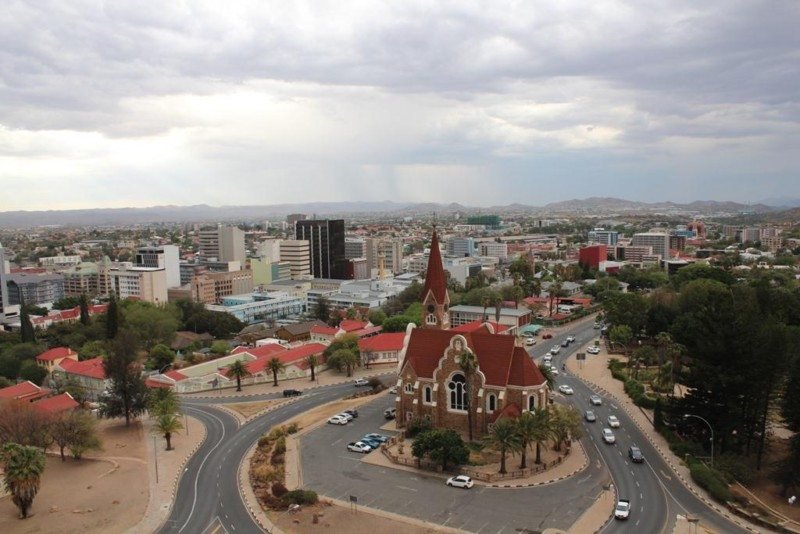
[{"left": 0, "top": 198, "right": 783, "bottom": 227}]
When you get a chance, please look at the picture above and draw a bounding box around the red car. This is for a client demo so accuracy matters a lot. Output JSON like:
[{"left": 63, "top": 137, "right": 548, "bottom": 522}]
[{"left": 542, "top": 333, "right": 553, "bottom": 339}]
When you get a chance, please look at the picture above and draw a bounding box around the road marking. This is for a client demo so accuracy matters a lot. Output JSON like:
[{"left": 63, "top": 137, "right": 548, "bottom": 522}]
[
  {"left": 636, "top": 481, "right": 640, "bottom": 488},
  {"left": 640, "top": 493, "right": 643, "bottom": 500},
  {"left": 611, "top": 404, "right": 618, "bottom": 409},
  {"left": 659, "top": 469, "right": 672, "bottom": 480},
  {"left": 396, "top": 485, "right": 418, "bottom": 492}
]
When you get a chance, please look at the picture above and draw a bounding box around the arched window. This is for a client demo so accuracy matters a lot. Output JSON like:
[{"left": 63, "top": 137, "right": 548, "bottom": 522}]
[
  {"left": 424, "top": 386, "right": 432, "bottom": 404},
  {"left": 528, "top": 394, "right": 536, "bottom": 412},
  {"left": 487, "top": 394, "right": 496, "bottom": 412},
  {"left": 448, "top": 373, "right": 466, "bottom": 411},
  {"left": 426, "top": 313, "right": 438, "bottom": 325}
]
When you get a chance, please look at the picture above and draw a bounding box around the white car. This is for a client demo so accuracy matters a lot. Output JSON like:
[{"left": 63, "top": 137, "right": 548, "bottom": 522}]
[
  {"left": 566, "top": 335, "right": 576, "bottom": 343},
  {"left": 558, "top": 385, "right": 574, "bottom": 395},
  {"left": 347, "top": 441, "right": 372, "bottom": 453},
  {"left": 337, "top": 412, "right": 354, "bottom": 421},
  {"left": 327, "top": 415, "right": 348, "bottom": 425},
  {"left": 607, "top": 415, "right": 620, "bottom": 428},
  {"left": 551, "top": 368, "right": 559, "bottom": 376},
  {"left": 543, "top": 354, "right": 552, "bottom": 363},
  {"left": 354, "top": 378, "right": 369, "bottom": 387},
  {"left": 590, "top": 395, "right": 603, "bottom": 406},
  {"left": 525, "top": 337, "right": 536, "bottom": 346},
  {"left": 446, "top": 475, "right": 474, "bottom": 489},
  {"left": 587, "top": 346, "right": 601, "bottom": 355},
  {"left": 602, "top": 428, "right": 616, "bottom": 444},
  {"left": 614, "top": 499, "right": 631, "bottom": 520},
  {"left": 550, "top": 346, "right": 561, "bottom": 355}
]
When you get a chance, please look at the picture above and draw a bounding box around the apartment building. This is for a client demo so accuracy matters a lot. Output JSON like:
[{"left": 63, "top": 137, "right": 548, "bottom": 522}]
[
  {"left": 135, "top": 245, "right": 180, "bottom": 288},
  {"left": 345, "top": 238, "right": 366, "bottom": 260},
  {"left": 39, "top": 255, "right": 82, "bottom": 268},
  {"left": 6, "top": 272, "right": 65, "bottom": 305},
  {"left": 479, "top": 241, "right": 508, "bottom": 260},
  {"left": 365, "top": 238, "right": 404, "bottom": 274},
  {"left": 280, "top": 240, "right": 311, "bottom": 279},
  {"left": 63, "top": 261, "right": 112, "bottom": 297},
  {"left": 631, "top": 232, "right": 670, "bottom": 259},
  {"left": 107, "top": 264, "right": 168, "bottom": 304}
]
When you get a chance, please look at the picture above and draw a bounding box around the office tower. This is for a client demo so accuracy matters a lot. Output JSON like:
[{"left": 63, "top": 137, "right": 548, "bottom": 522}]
[
  {"left": 136, "top": 245, "right": 180, "bottom": 288},
  {"left": 631, "top": 232, "right": 670, "bottom": 259},
  {"left": 280, "top": 240, "right": 311, "bottom": 279},
  {"left": 345, "top": 238, "right": 366, "bottom": 260},
  {"left": 199, "top": 226, "right": 246, "bottom": 264},
  {"left": 296, "top": 219, "right": 346, "bottom": 279},
  {"left": 588, "top": 229, "right": 619, "bottom": 246},
  {"left": 446, "top": 236, "right": 476, "bottom": 257},
  {"left": 365, "top": 238, "right": 404, "bottom": 274}
]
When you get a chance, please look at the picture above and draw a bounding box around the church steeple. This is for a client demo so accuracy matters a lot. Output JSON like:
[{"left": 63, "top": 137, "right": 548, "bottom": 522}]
[{"left": 421, "top": 225, "right": 450, "bottom": 329}]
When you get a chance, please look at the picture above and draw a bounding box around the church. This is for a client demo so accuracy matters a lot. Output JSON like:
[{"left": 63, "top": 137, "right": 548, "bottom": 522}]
[{"left": 394, "top": 229, "right": 548, "bottom": 439}]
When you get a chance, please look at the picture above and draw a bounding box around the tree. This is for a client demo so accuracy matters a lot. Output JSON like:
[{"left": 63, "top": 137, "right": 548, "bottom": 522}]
[
  {"left": 0, "top": 400, "right": 52, "bottom": 449},
  {"left": 0, "top": 355, "right": 21, "bottom": 380},
  {"left": 153, "top": 413, "right": 183, "bottom": 451},
  {"left": 121, "top": 301, "right": 180, "bottom": 350},
  {"left": 306, "top": 355, "right": 318, "bottom": 382},
  {"left": 603, "top": 292, "right": 649, "bottom": 334},
  {"left": 267, "top": 357, "right": 285, "bottom": 387},
  {"left": 1, "top": 442, "right": 45, "bottom": 519},
  {"left": 106, "top": 293, "right": 119, "bottom": 339},
  {"left": 411, "top": 429, "right": 469, "bottom": 471},
  {"left": 79, "top": 340, "right": 106, "bottom": 361},
  {"left": 313, "top": 296, "right": 331, "bottom": 323},
  {"left": 52, "top": 296, "right": 80, "bottom": 310},
  {"left": 328, "top": 349, "right": 358, "bottom": 377},
  {"left": 148, "top": 387, "right": 180, "bottom": 417},
  {"left": 209, "top": 341, "right": 229, "bottom": 356},
  {"left": 550, "top": 405, "right": 582, "bottom": 452},
  {"left": 484, "top": 417, "right": 521, "bottom": 474},
  {"left": 149, "top": 344, "right": 176, "bottom": 371},
  {"left": 382, "top": 315, "right": 416, "bottom": 332},
  {"left": 18, "top": 361, "right": 47, "bottom": 386},
  {"left": 609, "top": 325, "right": 633, "bottom": 355},
  {"left": 527, "top": 408, "right": 552, "bottom": 464},
  {"left": 538, "top": 363, "right": 555, "bottom": 390},
  {"left": 458, "top": 350, "right": 478, "bottom": 442},
  {"left": 515, "top": 411, "right": 542, "bottom": 469},
  {"left": 226, "top": 360, "right": 251, "bottom": 392},
  {"left": 19, "top": 302, "right": 35, "bottom": 344},
  {"left": 367, "top": 309, "right": 386, "bottom": 326},
  {"left": 50, "top": 410, "right": 101, "bottom": 462},
  {"left": 79, "top": 293, "right": 90, "bottom": 326},
  {"left": 99, "top": 331, "right": 149, "bottom": 426}
]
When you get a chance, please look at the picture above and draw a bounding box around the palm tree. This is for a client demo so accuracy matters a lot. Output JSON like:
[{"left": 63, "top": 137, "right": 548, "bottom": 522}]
[
  {"left": 481, "top": 297, "right": 491, "bottom": 322},
  {"left": 306, "top": 354, "right": 318, "bottom": 381},
  {"left": 548, "top": 280, "right": 564, "bottom": 316},
  {"left": 484, "top": 417, "right": 521, "bottom": 474},
  {"left": 149, "top": 387, "right": 180, "bottom": 416},
  {"left": 267, "top": 357, "right": 285, "bottom": 387},
  {"left": 458, "top": 350, "right": 478, "bottom": 442},
  {"left": 531, "top": 279, "right": 542, "bottom": 298},
  {"left": 1, "top": 443, "right": 45, "bottom": 519},
  {"left": 528, "top": 408, "right": 553, "bottom": 464},
  {"left": 538, "top": 363, "right": 555, "bottom": 390},
  {"left": 515, "top": 411, "right": 539, "bottom": 469},
  {"left": 153, "top": 413, "right": 184, "bottom": 450},
  {"left": 227, "top": 360, "right": 251, "bottom": 392},
  {"left": 494, "top": 298, "right": 502, "bottom": 324}
]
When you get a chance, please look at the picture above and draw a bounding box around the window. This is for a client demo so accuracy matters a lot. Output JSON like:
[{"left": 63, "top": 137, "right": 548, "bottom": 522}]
[
  {"left": 426, "top": 313, "right": 438, "bottom": 325},
  {"left": 424, "top": 386, "right": 432, "bottom": 404},
  {"left": 448, "top": 373, "right": 467, "bottom": 411},
  {"left": 528, "top": 394, "right": 536, "bottom": 412},
  {"left": 404, "top": 383, "right": 414, "bottom": 394},
  {"left": 487, "top": 394, "right": 496, "bottom": 412}
]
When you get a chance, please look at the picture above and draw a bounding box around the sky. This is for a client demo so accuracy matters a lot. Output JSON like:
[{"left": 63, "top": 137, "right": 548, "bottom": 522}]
[{"left": 1, "top": 0, "right": 798, "bottom": 211}]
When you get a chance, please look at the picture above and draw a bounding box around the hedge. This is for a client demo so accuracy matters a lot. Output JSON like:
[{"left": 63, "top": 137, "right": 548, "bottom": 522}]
[
  {"left": 687, "top": 457, "right": 732, "bottom": 503},
  {"left": 282, "top": 489, "right": 318, "bottom": 506}
]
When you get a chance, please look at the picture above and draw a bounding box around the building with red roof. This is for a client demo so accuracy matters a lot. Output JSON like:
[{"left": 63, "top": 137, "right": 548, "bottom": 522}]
[
  {"left": 358, "top": 332, "right": 406, "bottom": 366},
  {"left": 54, "top": 357, "right": 109, "bottom": 400},
  {"left": 33, "top": 392, "right": 79, "bottom": 414},
  {"left": 35, "top": 346, "right": 79, "bottom": 373},
  {"left": 0, "top": 381, "right": 51, "bottom": 402},
  {"left": 395, "top": 230, "right": 548, "bottom": 439}
]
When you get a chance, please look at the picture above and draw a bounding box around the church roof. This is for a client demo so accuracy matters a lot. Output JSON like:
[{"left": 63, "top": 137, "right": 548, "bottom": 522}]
[
  {"left": 402, "top": 328, "right": 544, "bottom": 388},
  {"left": 422, "top": 229, "right": 448, "bottom": 304}
]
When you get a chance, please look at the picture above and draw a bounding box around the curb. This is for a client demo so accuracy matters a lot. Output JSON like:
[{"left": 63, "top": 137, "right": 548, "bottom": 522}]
[
  {"left": 238, "top": 441, "right": 281, "bottom": 534},
  {"left": 568, "top": 360, "right": 761, "bottom": 533},
  {"left": 487, "top": 441, "right": 590, "bottom": 489}
]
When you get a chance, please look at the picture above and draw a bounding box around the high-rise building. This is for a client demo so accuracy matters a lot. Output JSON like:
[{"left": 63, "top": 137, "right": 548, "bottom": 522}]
[
  {"left": 579, "top": 245, "right": 607, "bottom": 270},
  {"left": 296, "top": 219, "right": 346, "bottom": 279},
  {"left": 631, "top": 232, "right": 670, "bottom": 259},
  {"left": 446, "top": 236, "right": 475, "bottom": 258},
  {"left": 7, "top": 273, "right": 65, "bottom": 305},
  {"left": 199, "top": 226, "right": 245, "bottom": 263},
  {"left": 365, "top": 238, "right": 404, "bottom": 274},
  {"left": 479, "top": 242, "right": 508, "bottom": 260},
  {"left": 136, "top": 245, "right": 180, "bottom": 288},
  {"left": 740, "top": 227, "right": 761, "bottom": 244},
  {"left": 107, "top": 264, "right": 168, "bottom": 304},
  {"left": 0, "top": 244, "right": 8, "bottom": 321},
  {"left": 257, "top": 239, "right": 282, "bottom": 263},
  {"left": 588, "top": 229, "right": 619, "bottom": 246},
  {"left": 345, "top": 238, "right": 366, "bottom": 260},
  {"left": 280, "top": 240, "right": 311, "bottom": 279}
]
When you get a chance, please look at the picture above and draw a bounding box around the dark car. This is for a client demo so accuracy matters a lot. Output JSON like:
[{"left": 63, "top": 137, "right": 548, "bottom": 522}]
[
  {"left": 384, "top": 407, "right": 397, "bottom": 420},
  {"left": 343, "top": 409, "right": 359, "bottom": 419},
  {"left": 282, "top": 389, "right": 302, "bottom": 397},
  {"left": 561, "top": 339, "right": 570, "bottom": 347},
  {"left": 542, "top": 333, "right": 553, "bottom": 340},
  {"left": 628, "top": 446, "right": 644, "bottom": 463}
]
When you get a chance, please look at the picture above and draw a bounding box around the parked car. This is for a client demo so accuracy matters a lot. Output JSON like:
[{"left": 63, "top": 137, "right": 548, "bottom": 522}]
[
  {"left": 587, "top": 346, "right": 600, "bottom": 355},
  {"left": 589, "top": 395, "right": 603, "bottom": 406},
  {"left": 338, "top": 412, "right": 354, "bottom": 422},
  {"left": 614, "top": 499, "right": 631, "bottom": 520},
  {"left": 446, "top": 475, "right": 474, "bottom": 489},
  {"left": 354, "top": 378, "right": 370, "bottom": 387},
  {"left": 525, "top": 337, "right": 536, "bottom": 346},
  {"left": 607, "top": 415, "right": 620, "bottom": 428},
  {"left": 363, "top": 433, "right": 389, "bottom": 443},
  {"left": 602, "top": 428, "right": 616, "bottom": 444},
  {"left": 551, "top": 368, "right": 559, "bottom": 376},
  {"left": 328, "top": 415, "right": 349, "bottom": 425},
  {"left": 384, "top": 407, "right": 397, "bottom": 420},
  {"left": 389, "top": 386, "right": 397, "bottom": 394},
  {"left": 282, "top": 389, "right": 302, "bottom": 397},
  {"left": 543, "top": 333, "right": 553, "bottom": 339},
  {"left": 343, "top": 409, "right": 359, "bottom": 419},
  {"left": 360, "top": 437, "right": 381, "bottom": 449},
  {"left": 347, "top": 441, "right": 372, "bottom": 453},
  {"left": 558, "top": 385, "right": 574, "bottom": 395},
  {"left": 628, "top": 446, "right": 644, "bottom": 463},
  {"left": 584, "top": 410, "right": 597, "bottom": 422}
]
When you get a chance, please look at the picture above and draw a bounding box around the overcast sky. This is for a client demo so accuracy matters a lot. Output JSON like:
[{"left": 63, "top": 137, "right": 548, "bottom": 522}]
[{"left": 1, "top": 1, "right": 798, "bottom": 211}]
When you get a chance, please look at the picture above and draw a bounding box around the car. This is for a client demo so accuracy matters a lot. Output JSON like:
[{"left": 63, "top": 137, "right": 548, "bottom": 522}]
[
  {"left": 558, "top": 385, "right": 574, "bottom": 395},
  {"left": 384, "top": 407, "right": 397, "bottom": 420},
  {"left": 446, "top": 475, "right": 474, "bottom": 489},
  {"left": 543, "top": 333, "right": 553, "bottom": 339},
  {"left": 602, "top": 428, "right": 616, "bottom": 444},
  {"left": 338, "top": 412, "right": 354, "bottom": 421},
  {"left": 543, "top": 354, "right": 552, "bottom": 363},
  {"left": 328, "top": 415, "right": 348, "bottom": 425},
  {"left": 551, "top": 368, "right": 559, "bottom": 376},
  {"left": 561, "top": 339, "right": 570, "bottom": 347},
  {"left": 587, "top": 346, "right": 600, "bottom": 355},
  {"left": 282, "top": 389, "right": 302, "bottom": 397},
  {"left": 550, "top": 346, "right": 561, "bottom": 355},
  {"left": 363, "top": 433, "right": 389, "bottom": 443},
  {"left": 354, "top": 378, "right": 370, "bottom": 387},
  {"left": 567, "top": 335, "right": 576, "bottom": 343},
  {"left": 389, "top": 386, "right": 397, "bottom": 394},
  {"left": 607, "top": 415, "right": 620, "bottom": 428},
  {"left": 614, "top": 499, "right": 631, "bottom": 520},
  {"left": 525, "top": 337, "right": 536, "bottom": 346},
  {"left": 628, "top": 446, "right": 644, "bottom": 463},
  {"left": 347, "top": 441, "right": 372, "bottom": 453},
  {"left": 343, "top": 409, "right": 359, "bottom": 419},
  {"left": 584, "top": 410, "right": 597, "bottom": 422},
  {"left": 593, "top": 322, "right": 602, "bottom": 329},
  {"left": 589, "top": 395, "right": 603, "bottom": 406},
  {"left": 360, "top": 437, "right": 381, "bottom": 449}
]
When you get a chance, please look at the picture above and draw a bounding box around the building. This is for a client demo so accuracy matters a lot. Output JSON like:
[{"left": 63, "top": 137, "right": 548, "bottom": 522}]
[
  {"left": 35, "top": 346, "right": 79, "bottom": 374},
  {"left": 107, "top": 264, "right": 168, "bottom": 303},
  {"left": 199, "top": 226, "right": 246, "bottom": 263},
  {"left": 295, "top": 219, "right": 346, "bottom": 279},
  {"left": 669, "top": 235, "right": 687, "bottom": 252},
  {"left": 39, "top": 255, "right": 82, "bottom": 268},
  {"left": 631, "top": 232, "right": 670, "bottom": 259},
  {"left": 466, "top": 215, "right": 500, "bottom": 229},
  {"left": 446, "top": 236, "right": 476, "bottom": 258},
  {"left": 479, "top": 242, "right": 508, "bottom": 260},
  {"left": 395, "top": 228, "right": 548, "bottom": 439},
  {"left": 206, "top": 269, "right": 254, "bottom": 303},
  {"left": 358, "top": 332, "right": 406, "bottom": 366},
  {"left": 588, "top": 229, "right": 619, "bottom": 246},
  {"left": 63, "top": 261, "right": 112, "bottom": 297},
  {"left": 271, "top": 262, "right": 292, "bottom": 282},
  {"left": 761, "top": 235, "right": 783, "bottom": 253},
  {"left": 345, "top": 238, "right": 366, "bottom": 260},
  {"left": 206, "top": 291, "right": 305, "bottom": 324},
  {"left": 249, "top": 257, "right": 273, "bottom": 286},
  {"left": 257, "top": 239, "right": 282, "bottom": 263},
  {"left": 280, "top": 240, "right": 311, "bottom": 279},
  {"left": 449, "top": 305, "right": 531, "bottom": 330},
  {"left": 365, "top": 238, "right": 404, "bottom": 274},
  {"left": 740, "top": 227, "right": 761, "bottom": 244},
  {"left": 53, "top": 357, "right": 109, "bottom": 400},
  {"left": 0, "top": 381, "right": 51, "bottom": 402},
  {"left": 6, "top": 272, "right": 65, "bottom": 305},
  {"left": 346, "top": 258, "right": 369, "bottom": 280},
  {"left": 0, "top": 244, "right": 8, "bottom": 321},
  {"left": 135, "top": 245, "right": 181, "bottom": 288},
  {"left": 614, "top": 245, "right": 653, "bottom": 263},
  {"left": 579, "top": 245, "right": 607, "bottom": 270}
]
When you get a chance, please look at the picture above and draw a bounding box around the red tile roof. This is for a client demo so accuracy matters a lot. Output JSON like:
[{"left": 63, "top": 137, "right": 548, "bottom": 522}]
[
  {"left": 59, "top": 357, "right": 107, "bottom": 380},
  {"left": 339, "top": 320, "right": 368, "bottom": 332},
  {"left": 0, "top": 381, "right": 51, "bottom": 401},
  {"left": 351, "top": 325, "right": 383, "bottom": 338},
  {"left": 146, "top": 378, "right": 174, "bottom": 389},
  {"left": 36, "top": 347, "right": 77, "bottom": 362},
  {"left": 232, "top": 344, "right": 287, "bottom": 359},
  {"left": 451, "top": 320, "right": 508, "bottom": 334},
  {"left": 402, "top": 329, "right": 544, "bottom": 388},
  {"left": 228, "top": 343, "right": 328, "bottom": 376},
  {"left": 422, "top": 230, "right": 448, "bottom": 304},
  {"left": 310, "top": 325, "right": 339, "bottom": 336},
  {"left": 34, "top": 393, "right": 79, "bottom": 413},
  {"left": 507, "top": 347, "right": 546, "bottom": 387},
  {"left": 163, "top": 370, "right": 189, "bottom": 382},
  {"left": 358, "top": 332, "right": 406, "bottom": 353}
]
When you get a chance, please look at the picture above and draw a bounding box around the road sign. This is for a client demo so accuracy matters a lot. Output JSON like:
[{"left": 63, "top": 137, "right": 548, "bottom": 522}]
[
  {"left": 349, "top": 495, "right": 358, "bottom": 503},
  {"left": 576, "top": 353, "right": 585, "bottom": 361}
]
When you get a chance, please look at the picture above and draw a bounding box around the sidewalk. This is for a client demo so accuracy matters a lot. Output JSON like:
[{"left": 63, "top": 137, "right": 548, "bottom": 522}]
[{"left": 565, "top": 345, "right": 764, "bottom": 534}]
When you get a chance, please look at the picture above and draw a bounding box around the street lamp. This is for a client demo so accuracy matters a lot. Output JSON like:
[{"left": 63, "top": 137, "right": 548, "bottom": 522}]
[{"left": 684, "top": 414, "right": 714, "bottom": 467}]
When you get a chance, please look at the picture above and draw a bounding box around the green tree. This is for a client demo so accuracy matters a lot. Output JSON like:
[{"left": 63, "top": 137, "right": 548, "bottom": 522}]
[
  {"left": 382, "top": 315, "right": 416, "bottom": 332},
  {"left": 79, "top": 293, "right": 90, "bottom": 326},
  {"left": 99, "top": 331, "right": 149, "bottom": 426},
  {"left": 209, "top": 341, "right": 229, "bottom": 356},
  {"left": 68, "top": 411, "right": 102, "bottom": 460},
  {"left": 79, "top": 340, "right": 106, "bottom": 361},
  {"left": 19, "top": 302, "right": 36, "bottom": 344},
  {"left": 412, "top": 429, "right": 469, "bottom": 471},
  {"left": 458, "top": 350, "right": 478, "bottom": 442},
  {"left": 153, "top": 413, "right": 183, "bottom": 451},
  {"left": 226, "top": 360, "right": 251, "bottom": 392},
  {"left": 305, "top": 354, "right": 318, "bottom": 382},
  {"left": 313, "top": 296, "right": 331, "bottom": 323},
  {"left": 148, "top": 387, "right": 180, "bottom": 416},
  {"left": 550, "top": 405, "right": 583, "bottom": 452},
  {"left": 0, "top": 355, "right": 21, "bottom": 380},
  {"left": 604, "top": 292, "right": 649, "bottom": 335},
  {"left": 327, "top": 349, "right": 358, "bottom": 377},
  {"left": 1, "top": 442, "right": 45, "bottom": 519},
  {"left": 52, "top": 296, "right": 80, "bottom": 310},
  {"left": 267, "top": 357, "right": 285, "bottom": 387},
  {"left": 528, "top": 408, "right": 553, "bottom": 464},
  {"left": 106, "top": 293, "right": 119, "bottom": 339},
  {"left": 484, "top": 417, "right": 522, "bottom": 474},
  {"left": 367, "top": 309, "right": 387, "bottom": 326},
  {"left": 121, "top": 301, "right": 180, "bottom": 350},
  {"left": 609, "top": 325, "right": 633, "bottom": 355},
  {"left": 515, "top": 411, "right": 544, "bottom": 469},
  {"left": 18, "top": 361, "right": 47, "bottom": 386},
  {"left": 50, "top": 410, "right": 102, "bottom": 462}
]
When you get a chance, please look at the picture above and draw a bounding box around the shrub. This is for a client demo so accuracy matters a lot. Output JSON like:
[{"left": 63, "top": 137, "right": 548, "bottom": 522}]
[
  {"left": 271, "top": 453, "right": 285, "bottom": 466},
  {"left": 268, "top": 426, "right": 287, "bottom": 441},
  {"left": 253, "top": 465, "right": 277, "bottom": 484},
  {"left": 286, "top": 422, "right": 299, "bottom": 434},
  {"left": 688, "top": 458, "right": 732, "bottom": 503},
  {"left": 274, "top": 436, "right": 287, "bottom": 456},
  {"left": 282, "top": 489, "right": 318, "bottom": 506},
  {"left": 271, "top": 482, "right": 288, "bottom": 498},
  {"left": 715, "top": 454, "right": 756, "bottom": 485},
  {"left": 406, "top": 417, "right": 433, "bottom": 438},
  {"left": 258, "top": 435, "right": 272, "bottom": 449}
]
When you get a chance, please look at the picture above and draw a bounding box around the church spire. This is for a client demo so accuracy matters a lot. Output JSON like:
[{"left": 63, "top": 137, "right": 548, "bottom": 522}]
[{"left": 421, "top": 225, "right": 450, "bottom": 329}]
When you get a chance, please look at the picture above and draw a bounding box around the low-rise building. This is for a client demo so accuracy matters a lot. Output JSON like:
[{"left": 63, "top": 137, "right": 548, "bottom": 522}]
[
  {"left": 53, "top": 357, "right": 109, "bottom": 400},
  {"left": 206, "top": 291, "right": 305, "bottom": 324},
  {"left": 35, "top": 347, "right": 79, "bottom": 374}
]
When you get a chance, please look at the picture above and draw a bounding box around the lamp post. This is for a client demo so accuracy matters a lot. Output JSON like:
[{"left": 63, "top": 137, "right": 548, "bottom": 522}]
[{"left": 684, "top": 414, "right": 714, "bottom": 467}]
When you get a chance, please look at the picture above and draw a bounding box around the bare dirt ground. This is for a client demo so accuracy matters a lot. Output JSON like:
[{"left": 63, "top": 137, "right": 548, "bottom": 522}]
[
  {"left": 0, "top": 419, "right": 148, "bottom": 534},
  {"left": 227, "top": 399, "right": 284, "bottom": 419}
]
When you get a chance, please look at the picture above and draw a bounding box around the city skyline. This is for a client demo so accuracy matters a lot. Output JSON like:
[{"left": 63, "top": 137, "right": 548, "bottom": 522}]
[{"left": 1, "top": 1, "right": 798, "bottom": 211}]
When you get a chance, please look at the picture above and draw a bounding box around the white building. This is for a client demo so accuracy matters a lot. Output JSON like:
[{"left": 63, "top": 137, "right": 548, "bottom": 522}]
[
  {"left": 39, "top": 255, "right": 82, "bottom": 268},
  {"left": 479, "top": 242, "right": 508, "bottom": 260},
  {"left": 136, "top": 245, "right": 180, "bottom": 288},
  {"left": 206, "top": 291, "right": 305, "bottom": 324},
  {"left": 631, "top": 232, "right": 670, "bottom": 259},
  {"left": 279, "top": 240, "right": 311, "bottom": 279},
  {"left": 107, "top": 264, "right": 168, "bottom": 304}
]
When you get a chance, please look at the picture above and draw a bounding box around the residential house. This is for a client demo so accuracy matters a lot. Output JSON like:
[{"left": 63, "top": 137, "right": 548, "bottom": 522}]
[
  {"left": 36, "top": 347, "right": 79, "bottom": 374},
  {"left": 0, "top": 381, "right": 51, "bottom": 402},
  {"left": 54, "top": 358, "right": 109, "bottom": 400}
]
